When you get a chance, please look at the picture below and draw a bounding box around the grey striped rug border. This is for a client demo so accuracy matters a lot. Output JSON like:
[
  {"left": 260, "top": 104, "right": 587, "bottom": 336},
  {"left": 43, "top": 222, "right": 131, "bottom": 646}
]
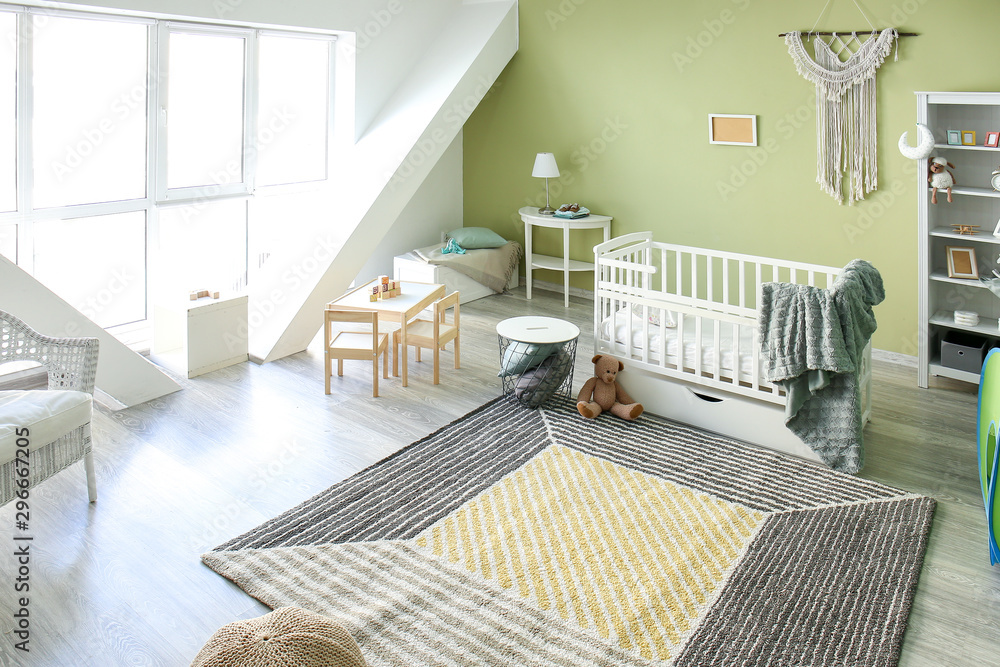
[
  {"left": 217, "top": 398, "right": 550, "bottom": 550},
  {"left": 205, "top": 397, "right": 935, "bottom": 667},
  {"left": 542, "top": 402, "right": 902, "bottom": 512},
  {"left": 676, "top": 496, "right": 935, "bottom": 667},
  {"left": 216, "top": 397, "right": 908, "bottom": 552},
  {"left": 203, "top": 541, "right": 650, "bottom": 667}
]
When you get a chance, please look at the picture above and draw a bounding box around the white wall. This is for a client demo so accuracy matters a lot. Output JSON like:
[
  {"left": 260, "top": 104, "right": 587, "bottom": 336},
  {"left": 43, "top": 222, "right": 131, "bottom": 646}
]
[
  {"left": 26, "top": 0, "right": 517, "bottom": 365},
  {"left": 0, "top": 255, "right": 181, "bottom": 407},
  {"left": 357, "top": 131, "right": 464, "bottom": 281},
  {"left": 45, "top": 0, "right": 462, "bottom": 141},
  {"left": 247, "top": 1, "right": 517, "bottom": 362}
]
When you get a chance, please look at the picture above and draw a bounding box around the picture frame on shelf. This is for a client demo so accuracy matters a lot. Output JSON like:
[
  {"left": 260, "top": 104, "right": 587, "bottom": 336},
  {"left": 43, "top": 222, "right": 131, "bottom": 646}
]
[
  {"left": 987, "top": 132, "right": 1000, "bottom": 148},
  {"left": 962, "top": 130, "right": 977, "bottom": 146},
  {"left": 993, "top": 216, "right": 1000, "bottom": 239},
  {"left": 946, "top": 245, "right": 979, "bottom": 279},
  {"left": 948, "top": 130, "right": 962, "bottom": 145}
]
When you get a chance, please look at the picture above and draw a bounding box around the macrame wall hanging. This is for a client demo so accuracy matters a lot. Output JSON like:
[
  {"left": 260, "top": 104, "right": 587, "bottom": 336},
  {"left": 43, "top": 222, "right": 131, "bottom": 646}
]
[{"left": 781, "top": 1, "right": 912, "bottom": 205}]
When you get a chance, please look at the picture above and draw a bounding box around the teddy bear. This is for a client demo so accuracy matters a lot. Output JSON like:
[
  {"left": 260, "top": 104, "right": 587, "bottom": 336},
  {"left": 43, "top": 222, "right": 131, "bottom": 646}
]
[{"left": 577, "top": 354, "right": 644, "bottom": 421}]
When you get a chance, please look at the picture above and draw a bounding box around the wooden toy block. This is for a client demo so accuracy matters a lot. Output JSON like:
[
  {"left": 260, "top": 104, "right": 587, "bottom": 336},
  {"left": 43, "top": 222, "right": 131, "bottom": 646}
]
[
  {"left": 189, "top": 289, "right": 221, "bottom": 300},
  {"left": 369, "top": 293, "right": 378, "bottom": 302}
]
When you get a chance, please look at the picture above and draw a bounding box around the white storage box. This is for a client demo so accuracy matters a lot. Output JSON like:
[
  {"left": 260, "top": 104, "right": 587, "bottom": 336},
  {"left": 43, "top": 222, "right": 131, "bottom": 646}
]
[
  {"left": 152, "top": 293, "right": 249, "bottom": 378},
  {"left": 393, "top": 252, "right": 518, "bottom": 304}
]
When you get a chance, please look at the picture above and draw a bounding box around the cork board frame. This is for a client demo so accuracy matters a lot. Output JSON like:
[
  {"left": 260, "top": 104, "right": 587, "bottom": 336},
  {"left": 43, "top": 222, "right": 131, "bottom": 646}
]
[
  {"left": 946, "top": 246, "right": 978, "bottom": 280},
  {"left": 708, "top": 114, "right": 757, "bottom": 146}
]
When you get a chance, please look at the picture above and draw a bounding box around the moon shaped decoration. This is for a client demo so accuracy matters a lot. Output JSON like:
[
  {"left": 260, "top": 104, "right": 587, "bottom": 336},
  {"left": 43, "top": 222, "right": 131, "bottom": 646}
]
[{"left": 898, "top": 123, "right": 936, "bottom": 160}]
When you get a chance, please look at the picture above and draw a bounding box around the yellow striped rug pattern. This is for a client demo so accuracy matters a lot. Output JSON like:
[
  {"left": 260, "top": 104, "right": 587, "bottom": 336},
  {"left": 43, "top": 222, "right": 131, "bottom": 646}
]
[{"left": 412, "top": 443, "right": 765, "bottom": 661}]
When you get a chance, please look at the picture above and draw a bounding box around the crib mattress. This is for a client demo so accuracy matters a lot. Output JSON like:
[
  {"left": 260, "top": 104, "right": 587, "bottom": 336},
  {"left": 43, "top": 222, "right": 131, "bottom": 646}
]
[{"left": 601, "top": 309, "right": 758, "bottom": 378}]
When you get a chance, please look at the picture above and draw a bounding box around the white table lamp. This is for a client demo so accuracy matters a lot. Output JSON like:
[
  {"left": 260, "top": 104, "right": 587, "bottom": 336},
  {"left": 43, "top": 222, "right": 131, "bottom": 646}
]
[{"left": 532, "top": 152, "right": 560, "bottom": 215}]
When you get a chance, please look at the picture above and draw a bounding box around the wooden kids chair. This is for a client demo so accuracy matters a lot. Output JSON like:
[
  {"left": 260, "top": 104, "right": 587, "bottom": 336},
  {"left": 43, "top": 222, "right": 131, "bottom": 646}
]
[
  {"left": 324, "top": 309, "right": 389, "bottom": 397},
  {"left": 393, "top": 292, "right": 459, "bottom": 385}
]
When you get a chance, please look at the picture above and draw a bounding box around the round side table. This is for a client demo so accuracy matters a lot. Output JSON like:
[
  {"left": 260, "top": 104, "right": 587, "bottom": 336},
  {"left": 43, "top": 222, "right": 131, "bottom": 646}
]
[{"left": 496, "top": 316, "right": 580, "bottom": 408}]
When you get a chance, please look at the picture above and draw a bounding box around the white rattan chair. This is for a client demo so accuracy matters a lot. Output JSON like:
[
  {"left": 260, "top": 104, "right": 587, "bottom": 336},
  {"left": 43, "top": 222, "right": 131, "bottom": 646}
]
[{"left": 0, "top": 309, "right": 99, "bottom": 504}]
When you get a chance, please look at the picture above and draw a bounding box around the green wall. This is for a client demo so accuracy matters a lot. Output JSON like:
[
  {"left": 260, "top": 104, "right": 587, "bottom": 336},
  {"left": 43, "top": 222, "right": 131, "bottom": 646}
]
[{"left": 463, "top": 0, "right": 1000, "bottom": 355}]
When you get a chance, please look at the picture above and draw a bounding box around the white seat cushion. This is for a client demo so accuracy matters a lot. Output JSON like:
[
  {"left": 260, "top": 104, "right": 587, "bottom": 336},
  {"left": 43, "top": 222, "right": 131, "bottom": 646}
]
[{"left": 0, "top": 390, "right": 92, "bottom": 463}]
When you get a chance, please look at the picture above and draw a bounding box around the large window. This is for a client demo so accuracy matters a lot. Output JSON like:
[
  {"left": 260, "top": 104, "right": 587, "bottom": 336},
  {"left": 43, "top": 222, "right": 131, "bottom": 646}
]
[
  {"left": 32, "top": 15, "right": 148, "bottom": 208},
  {"left": 256, "top": 34, "right": 330, "bottom": 186},
  {"left": 0, "top": 5, "right": 335, "bottom": 329},
  {"left": 164, "top": 29, "right": 247, "bottom": 193},
  {"left": 157, "top": 199, "right": 247, "bottom": 296},
  {"left": 0, "top": 12, "right": 15, "bottom": 214},
  {"left": 32, "top": 212, "right": 146, "bottom": 328}
]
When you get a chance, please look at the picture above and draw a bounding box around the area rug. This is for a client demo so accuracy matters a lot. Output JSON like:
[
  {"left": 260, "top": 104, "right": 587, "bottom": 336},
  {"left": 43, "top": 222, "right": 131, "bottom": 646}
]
[{"left": 203, "top": 397, "right": 935, "bottom": 666}]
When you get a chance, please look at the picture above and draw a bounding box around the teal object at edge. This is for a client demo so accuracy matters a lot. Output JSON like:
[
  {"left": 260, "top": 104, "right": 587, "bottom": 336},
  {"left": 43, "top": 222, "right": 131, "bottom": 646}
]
[{"left": 976, "top": 348, "right": 1000, "bottom": 565}]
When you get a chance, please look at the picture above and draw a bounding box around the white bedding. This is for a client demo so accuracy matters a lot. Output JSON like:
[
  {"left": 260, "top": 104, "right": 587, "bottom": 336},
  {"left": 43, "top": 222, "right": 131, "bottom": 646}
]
[{"left": 601, "top": 309, "right": 758, "bottom": 377}]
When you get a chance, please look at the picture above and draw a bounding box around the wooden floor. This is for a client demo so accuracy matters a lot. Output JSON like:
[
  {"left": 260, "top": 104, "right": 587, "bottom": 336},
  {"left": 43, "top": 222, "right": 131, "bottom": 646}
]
[{"left": 1, "top": 286, "right": 998, "bottom": 666}]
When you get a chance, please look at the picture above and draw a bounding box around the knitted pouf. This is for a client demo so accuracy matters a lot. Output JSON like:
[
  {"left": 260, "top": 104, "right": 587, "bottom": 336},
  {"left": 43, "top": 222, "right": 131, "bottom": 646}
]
[{"left": 191, "top": 607, "right": 367, "bottom": 667}]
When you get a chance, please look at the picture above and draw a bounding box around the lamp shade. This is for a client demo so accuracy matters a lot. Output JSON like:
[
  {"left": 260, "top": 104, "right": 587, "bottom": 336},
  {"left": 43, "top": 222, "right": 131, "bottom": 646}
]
[{"left": 531, "top": 152, "right": 560, "bottom": 178}]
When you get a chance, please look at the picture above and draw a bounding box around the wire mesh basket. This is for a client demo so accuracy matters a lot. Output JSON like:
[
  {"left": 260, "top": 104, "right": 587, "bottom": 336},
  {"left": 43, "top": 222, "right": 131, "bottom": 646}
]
[{"left": 497, "top": 335, "right": 578, "bottom": 408}]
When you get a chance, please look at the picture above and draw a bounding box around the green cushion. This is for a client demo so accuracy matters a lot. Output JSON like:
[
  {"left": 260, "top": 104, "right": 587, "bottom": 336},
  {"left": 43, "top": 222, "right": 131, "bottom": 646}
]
[
  {"left": 498, "top": 342, "right": 558, "bottom": 378},
  {"left": 447, "top": 227, "right": 508, "bottom": 249}
]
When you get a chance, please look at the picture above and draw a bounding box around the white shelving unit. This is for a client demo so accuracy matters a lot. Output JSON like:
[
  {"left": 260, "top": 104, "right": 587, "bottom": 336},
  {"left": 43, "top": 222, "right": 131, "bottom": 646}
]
[{"left": 917, "top": 91, "right": 1000, "bottom": 387}]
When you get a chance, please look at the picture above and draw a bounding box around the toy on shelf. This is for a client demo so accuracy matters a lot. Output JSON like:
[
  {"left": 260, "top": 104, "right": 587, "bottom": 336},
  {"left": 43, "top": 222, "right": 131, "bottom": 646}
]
[
  {"left": 189, "top": 289, "right": 221, "bottom": 300},
  {"left": 929, "top": 156, "right": 955, "bottom": 204},
  {"left": 952, "top": 224, "right": 980, "bottom": 236}
]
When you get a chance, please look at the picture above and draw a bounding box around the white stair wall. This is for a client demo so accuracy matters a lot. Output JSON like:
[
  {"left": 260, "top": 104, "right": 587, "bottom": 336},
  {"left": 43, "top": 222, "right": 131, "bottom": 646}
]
[
  {"left": 248, "top": 1, "right": 518, "bottom": 362},
  {"left": 0, "top": 254, "right": 181, "bottom": 407}
]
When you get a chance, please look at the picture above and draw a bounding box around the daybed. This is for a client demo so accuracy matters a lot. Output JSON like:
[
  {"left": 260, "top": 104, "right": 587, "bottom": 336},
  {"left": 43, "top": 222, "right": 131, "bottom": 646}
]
[
  {"left": 593, "top": 232, "right": 872, "bottom": 465},
  {"left": 394, "top": 236, "right": 520, "bottom": 304}
]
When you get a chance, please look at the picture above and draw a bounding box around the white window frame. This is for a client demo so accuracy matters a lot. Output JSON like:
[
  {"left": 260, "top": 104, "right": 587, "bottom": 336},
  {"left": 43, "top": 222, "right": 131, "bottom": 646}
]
[
  {"left": 0, "top": 2, "right": 338, "bottom": 329},
  {"left": 155, "top": 21, "right": 255, "bottom": 203},
  {"left": 12, "top": 7, "right": 156, "bottom": 277},
  {"left": 254, "top": 28, "right": 336, "bottom": 191}
]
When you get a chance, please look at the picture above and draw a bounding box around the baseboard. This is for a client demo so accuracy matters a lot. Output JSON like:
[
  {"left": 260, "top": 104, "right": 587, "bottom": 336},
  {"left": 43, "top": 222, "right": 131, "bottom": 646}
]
[
  {"left": 527, "top": 278, "right": 594, "bottom": 301},
  {"left": 872, "top": 349, "right": 917, "bottom": 367}
]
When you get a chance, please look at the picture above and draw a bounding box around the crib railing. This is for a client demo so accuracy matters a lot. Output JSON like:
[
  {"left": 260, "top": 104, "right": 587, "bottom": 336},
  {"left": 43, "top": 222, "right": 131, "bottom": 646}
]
[
  {"left": 594, "top": 232, "right": 872, "bottom": 417},
  {"left": 595, "top": 232, "right": 840, "bottom": 310}
]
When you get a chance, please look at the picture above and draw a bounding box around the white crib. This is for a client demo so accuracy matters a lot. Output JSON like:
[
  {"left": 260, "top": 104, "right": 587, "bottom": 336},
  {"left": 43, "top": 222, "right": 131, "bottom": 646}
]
[{"left": 593, "top": 232, "right": 872, "bottom": 464}]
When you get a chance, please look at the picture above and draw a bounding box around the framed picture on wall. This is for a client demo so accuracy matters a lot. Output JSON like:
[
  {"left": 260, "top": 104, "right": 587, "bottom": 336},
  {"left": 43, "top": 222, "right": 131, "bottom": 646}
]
[
  {"left": 962, "top": 130, "right": 977, "bottom": 146},
  {"left": 986, "top": 132, "right": 1000, "bottom": 148},
  {"left": 708, "top": 114, "right": 757, "bottom": 146},
  {"left": 947, "top": 130, "right": 962, "bottom": 145},
  {"left": 946, "top": 246, "right": 979, "bottom": 279}
]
